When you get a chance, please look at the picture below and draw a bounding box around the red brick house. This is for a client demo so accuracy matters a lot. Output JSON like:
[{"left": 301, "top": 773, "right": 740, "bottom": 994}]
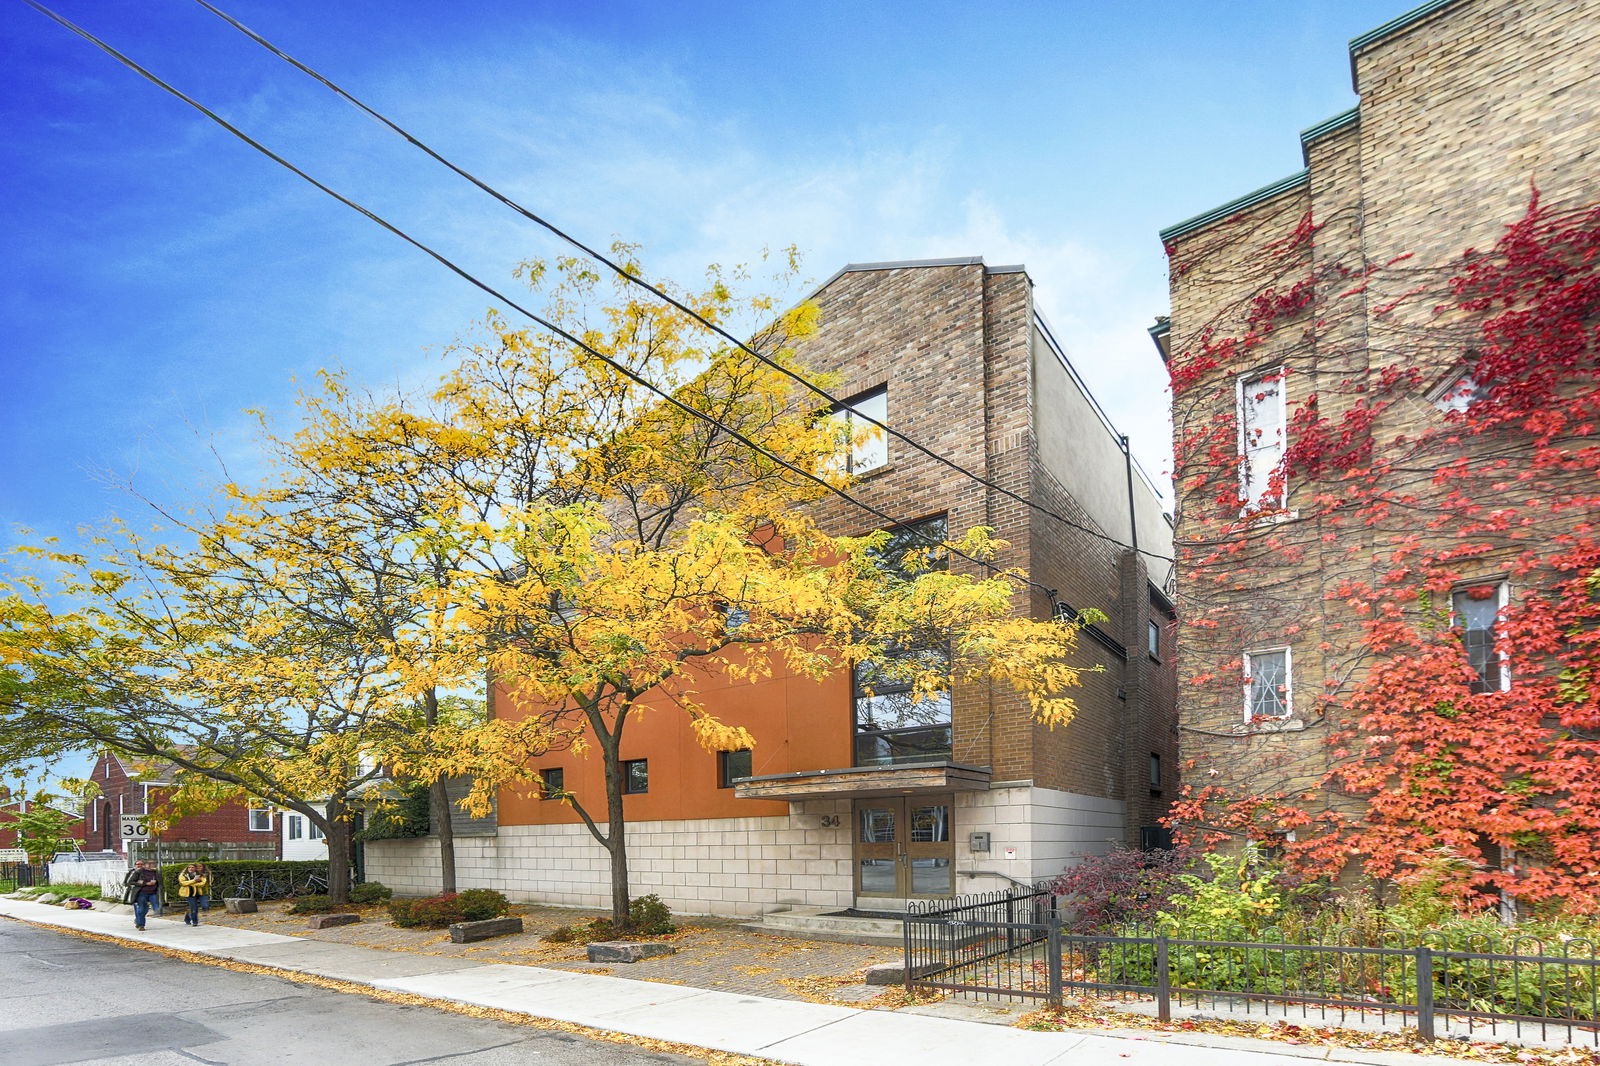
[
  {"left": 83, "top": 751, "right": 281, "bottom": 857},
  {"left": 0, "top": 793, "right": 87, "bottom": 855}
]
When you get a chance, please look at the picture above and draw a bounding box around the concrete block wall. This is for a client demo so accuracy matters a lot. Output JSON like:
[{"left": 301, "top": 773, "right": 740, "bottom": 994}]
[{"left": 366, "top": 787, "right": 1124, "bottom": 914}]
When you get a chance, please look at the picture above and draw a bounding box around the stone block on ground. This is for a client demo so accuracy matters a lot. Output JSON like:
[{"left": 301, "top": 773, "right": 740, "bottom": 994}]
[
  {"left": 307, "top": 912, "right": 360, "bottom": 929},
  {"left": 449, "top": 916, "right": 523, "bottom": 943},
  {"left": 863, "top": 960, "right": 942, "bottom": 985},
  {"left": 587, "top": 940, "right": 676, "bottom": 963},
  {"left": 224, "top": 897, "right": 257, "bottom": 914}
]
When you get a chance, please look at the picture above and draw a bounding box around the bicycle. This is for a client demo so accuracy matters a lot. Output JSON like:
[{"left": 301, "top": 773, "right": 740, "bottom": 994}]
[{"left": 232, "top": 869, "right": 286, "bottom": 900}]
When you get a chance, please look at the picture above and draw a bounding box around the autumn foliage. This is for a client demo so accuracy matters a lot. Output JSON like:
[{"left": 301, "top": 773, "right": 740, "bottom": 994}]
[{"left": 1165, "top": 191, "right": 1600, "bottom": 913}]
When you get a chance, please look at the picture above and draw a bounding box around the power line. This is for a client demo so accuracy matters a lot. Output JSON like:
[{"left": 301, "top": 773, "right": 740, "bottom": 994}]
[
  {"left": 21, "top": 0, "right": 1067, "bottom": 606},
  {"left": 190, "top": 0, "right": 1173, "bottom": 568}
]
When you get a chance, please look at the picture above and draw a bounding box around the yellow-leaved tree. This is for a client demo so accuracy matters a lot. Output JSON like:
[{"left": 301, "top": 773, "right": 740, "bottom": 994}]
[
  {"left": 2, "top": 247, "right": 1096, "bottom": 924},
  {"left": 306, "top": 248, "right": 1098, "bottom": 927}
]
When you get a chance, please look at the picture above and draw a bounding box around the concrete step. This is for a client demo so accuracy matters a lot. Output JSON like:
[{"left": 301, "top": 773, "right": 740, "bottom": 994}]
[{"left": 739, "top": 906, "right": 907, "bottom": 946}]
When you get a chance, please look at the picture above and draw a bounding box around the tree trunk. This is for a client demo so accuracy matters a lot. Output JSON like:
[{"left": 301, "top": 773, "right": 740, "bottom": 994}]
[
  {"left": 429, "top": 777, "right": 457, "bottom": 894},
  {"left": 604, "top": 747, "right": 629, "bottom": 929},
  {"left": 422, "top": 687, "right": 458, "bottom": 894},
  {"left": 324, "top": 794, "right": 352, "bottom": 904}
]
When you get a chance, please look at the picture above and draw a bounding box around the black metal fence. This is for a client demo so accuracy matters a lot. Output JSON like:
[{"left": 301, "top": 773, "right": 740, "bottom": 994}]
[
  {"left": 0, "top": 862, "right": 49, "bottom": 890},
  {"left": 904, "top": 889, "right": 1600, "bottom": 1046}
]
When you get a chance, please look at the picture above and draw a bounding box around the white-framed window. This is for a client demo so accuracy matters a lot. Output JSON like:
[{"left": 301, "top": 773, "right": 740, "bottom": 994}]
[
  {"left": 826, "top": 385, "right": 889, "bottom": 475},
  {"left": 1238, "top": 368, "right": 1286, "bottom": 511},
  {"left": 1451, "top": 582, "right": 1510, "bottom": 693},
  {"left": 248, "top": 807, "right": 273, "bottom": 832},
  {"left": 309, "top": 820, "right": 324, "bottom": 841},
  {"left": 1431, "top": 371, "right": 1487, "bottom": 414},
  {"left": 1244, "top": 647, "right": 1292, "bottom": 720},
  {"left": 287, "top": 814, "right": 303, "bottom": 840}
]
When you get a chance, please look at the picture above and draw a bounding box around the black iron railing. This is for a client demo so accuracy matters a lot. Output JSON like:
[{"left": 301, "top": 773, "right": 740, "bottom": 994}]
[
  {"left": 0, "top": 862, "right": 49, "bottom": 891},
  {"left": 903, "top": 895, "right": 1600, "bottom": 1046}
]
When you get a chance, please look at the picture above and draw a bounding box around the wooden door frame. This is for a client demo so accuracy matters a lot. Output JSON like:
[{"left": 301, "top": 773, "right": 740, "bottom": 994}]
[{"left": 851, "top": 795, "right": 955, "bottom": 898}]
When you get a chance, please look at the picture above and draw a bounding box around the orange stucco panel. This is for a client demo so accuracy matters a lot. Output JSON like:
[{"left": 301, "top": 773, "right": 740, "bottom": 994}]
[{"left": 496, "top": 653, "right": 852, "bottom": 827}]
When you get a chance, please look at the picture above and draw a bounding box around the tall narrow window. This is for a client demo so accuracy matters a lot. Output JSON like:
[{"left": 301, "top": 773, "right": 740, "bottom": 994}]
[
  {"left": 827, "top": 385, "right": 889, "bottom": 475},
  {"left": 1238, "top": 368, "right": 1286, "bottom": 510},
  {"left": 1452, "top": 584, "right": 1508, "bottom": 693},
  {"left": 854, "top": 515, "right": 951, "bottom": 766},
  {"left": 287, "top": 815, "right": 304, "bottom": 841},
  {"left": 1244, "top": 647, "right": 1292, "bottom": 720}
]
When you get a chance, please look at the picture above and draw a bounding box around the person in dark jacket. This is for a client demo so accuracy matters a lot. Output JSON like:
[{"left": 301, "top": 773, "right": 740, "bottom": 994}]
[{"left": 125, "top": 860, "right": 161, "bottom": 931}]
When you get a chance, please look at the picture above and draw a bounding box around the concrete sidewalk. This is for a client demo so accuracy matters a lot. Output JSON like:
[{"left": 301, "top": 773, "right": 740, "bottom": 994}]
[{"left": 0, "top": 897, "right": 1488, "bottom": 1066}]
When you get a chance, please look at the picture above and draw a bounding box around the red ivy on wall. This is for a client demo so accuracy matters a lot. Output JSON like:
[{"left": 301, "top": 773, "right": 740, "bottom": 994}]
[{"left": 1165, "top": 191, "right": 1600, "bottom": 913}]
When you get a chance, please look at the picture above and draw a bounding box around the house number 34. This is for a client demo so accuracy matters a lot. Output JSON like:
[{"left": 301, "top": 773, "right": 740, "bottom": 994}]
[{"left": 819, "top": 815, "right": 841, "bottom": 827}]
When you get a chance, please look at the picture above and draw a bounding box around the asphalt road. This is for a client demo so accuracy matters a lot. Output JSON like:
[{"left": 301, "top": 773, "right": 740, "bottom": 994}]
[{"left": 0, "top": 919, "right": 704, "bottom": 1066}]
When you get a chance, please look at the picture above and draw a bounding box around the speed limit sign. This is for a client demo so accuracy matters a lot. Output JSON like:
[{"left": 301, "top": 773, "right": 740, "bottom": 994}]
[{"left": 120, "top": 816, "right": 150, "bottom": 842}]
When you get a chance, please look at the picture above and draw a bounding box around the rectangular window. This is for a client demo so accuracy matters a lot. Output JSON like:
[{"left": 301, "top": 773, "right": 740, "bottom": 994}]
[
  {"left": 1149, "top": 752, "right": 1162, "bottom": 789},
  {"left": 718, "top": 749, "right": 753, "bottom": 789},
  {"left": 826, "top": 385, "right": 889, "bottom": 476},
  {"left": 1147, "top": 620, "right": 1161, "bottom": 660},
  {"left": 1140, "top": 826, "right": 1174, "bottom": 851},
  {"left": 623, "top": 759, "right": 649, "bottom": 795},
  {"left": 248, "top": 808, "right": 273, "bottom": 832},
  {"left": 1452, "top": 584, "right": 1509, "bottom": 693},
  {"left": 287, "top": 815, "right": 303, "bottom": 840},
  {"left": 309, "top": 820, "right": 324, "bottom": 841},
  {"left": 539, "top": 767, "right": 565, "bottom": 799},
  {"left": 723, "top": 603, "right": 749, "bottom": 632},
  {"left": 1238, "top": 368, "right": 1286, "bottom": 510},
  {"left": 854, "top": 515, "right": 952, "bottom": 767},
  {"left": 1244, "top": 647, "right": 1292, "bottom": 720},
  {"left": 1432, "top": 371, "right": 1487, "bottom": 414}
]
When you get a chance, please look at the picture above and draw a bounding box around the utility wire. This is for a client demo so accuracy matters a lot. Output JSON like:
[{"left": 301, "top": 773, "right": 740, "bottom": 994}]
[
  {"left": 190, "top": 0, "right": 1173, "bottom": 568},
  {"left": 23, "top": 0, "right": 1068, "bottom": 606}
]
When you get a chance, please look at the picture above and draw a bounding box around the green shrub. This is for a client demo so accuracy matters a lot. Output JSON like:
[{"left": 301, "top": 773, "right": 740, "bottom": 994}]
[
  {"left": 626, "top": 894, "right": 676, "bottom": 936},
  {"left": 287, "top": 894, "right": 336, "bottom": 915},
  {"left": 457, "top": 888, "right": 510, "bottom": 922},
  {"left": 355, "top": 783, "right": 430, "bottom": 841},
  {"left": 159, "top": 860, "right": 329, "bottom": 900},
  {"left": 586, "top": 895, "right": 677, "bottom": 940},
  {"left": 349, "top": 881, "right": 393, "bottom": 904}
]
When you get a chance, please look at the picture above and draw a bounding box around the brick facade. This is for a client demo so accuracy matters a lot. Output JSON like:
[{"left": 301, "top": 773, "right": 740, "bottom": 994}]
[
  {"left": 1161, "top": 0, "right": 1599, "bottom": 843},
  {"left": 372, "top": 257, "right": 1177, "bottom": 914},
  {"left": 84, "top": 752, "right": 280, "bottom": 857}
]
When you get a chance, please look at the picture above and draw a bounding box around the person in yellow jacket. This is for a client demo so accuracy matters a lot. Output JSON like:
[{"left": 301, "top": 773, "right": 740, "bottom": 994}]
[{"left": 178, "top": 863, "right": 211, "bottom": 926}]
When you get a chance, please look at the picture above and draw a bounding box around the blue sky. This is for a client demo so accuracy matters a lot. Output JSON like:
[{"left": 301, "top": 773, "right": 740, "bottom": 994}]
[{"left": 1, "top": 0, "right": 1416, "bottom": 552}]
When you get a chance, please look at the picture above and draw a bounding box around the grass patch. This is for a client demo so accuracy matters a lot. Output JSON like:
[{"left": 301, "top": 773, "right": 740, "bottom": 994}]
[{"left": 43, "top": 882, "right": 104, "bottom": 900}]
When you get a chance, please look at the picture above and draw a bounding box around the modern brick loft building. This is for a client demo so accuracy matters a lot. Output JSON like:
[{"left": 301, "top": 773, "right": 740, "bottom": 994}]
[
  {"left": 1156, "top": 0, "right": 1599, "bottom": 872},
  {"left": 365, "top": 257, "right": 1177, "bottom": 916}
]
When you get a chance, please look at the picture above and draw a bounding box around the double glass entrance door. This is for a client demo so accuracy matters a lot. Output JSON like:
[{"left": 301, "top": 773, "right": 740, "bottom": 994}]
[{"left": 854, "top": 796, "right": 953, "bottom": 898}]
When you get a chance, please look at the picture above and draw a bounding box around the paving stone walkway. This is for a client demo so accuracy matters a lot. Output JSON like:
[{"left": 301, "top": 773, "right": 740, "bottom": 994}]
[{"left": 200, "top": 900, "right": 901, "bottom": 1005}]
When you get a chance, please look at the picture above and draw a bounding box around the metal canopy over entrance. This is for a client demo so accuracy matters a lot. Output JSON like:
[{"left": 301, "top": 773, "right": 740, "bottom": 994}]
[{"left": 731, "top": 760, "right": 989, "bottom": 802}]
